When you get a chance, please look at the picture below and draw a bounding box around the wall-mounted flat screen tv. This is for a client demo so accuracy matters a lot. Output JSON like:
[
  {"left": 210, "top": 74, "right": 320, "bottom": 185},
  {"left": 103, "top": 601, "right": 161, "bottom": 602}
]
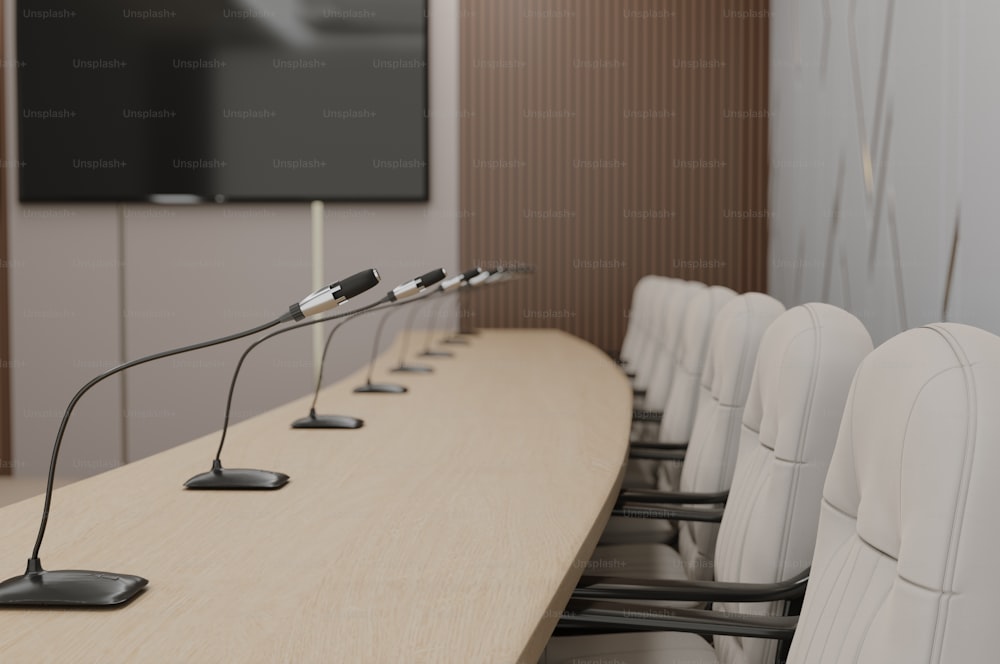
[{"left": 17, "top": 0, "right": 428, "bottom": 202}]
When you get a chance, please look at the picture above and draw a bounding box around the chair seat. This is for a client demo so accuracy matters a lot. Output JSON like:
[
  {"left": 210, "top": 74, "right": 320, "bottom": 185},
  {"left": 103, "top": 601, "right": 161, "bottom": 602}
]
[
  {"left": 542, "top": 631, "right": 718, "bottom": 664},
  {"left": 622, "top": 458, "right": 660, "bottom": 489},
  {"left": 655, "top": 461, "right": 681, "bottom": 492},
  {"left": 588, "top": 543, "right": 689, "bottom": 580},
  {"left": 598, "top": 515, "right": 677, "bottom": 546}
]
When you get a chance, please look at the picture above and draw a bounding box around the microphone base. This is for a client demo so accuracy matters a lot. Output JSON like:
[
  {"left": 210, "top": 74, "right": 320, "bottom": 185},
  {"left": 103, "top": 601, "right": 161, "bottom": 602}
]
[
  {"left": 353, "top": 383, "right": 408, "bottom": 394},
  {"left": 0, "top": 567, "right": 148, "bottom": 607},
  {"left": 291, "top": 414, "right": 363, "bottom": 429},
  {"left": 184, "top": 465, "right": 289, "bottom": 490},
  {"left": 391, "top": 363, "right": 433, "bottom": 373},
  {"left": 419, "top": 350, "right": 454, "bottom": 358}
]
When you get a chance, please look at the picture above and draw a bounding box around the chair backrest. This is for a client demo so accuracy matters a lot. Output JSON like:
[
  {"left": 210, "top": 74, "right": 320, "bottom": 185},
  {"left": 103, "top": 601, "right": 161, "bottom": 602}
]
[
  {"left": 675, "top": 292, "right": 786, "bottom": 580},
  {"left": 656, "top": 285, "right": 738, "bottom": 445},
  {"left": 642, "top": 280, "right": 706, "bottom": 410},
  {"left": 711, "top": 303, "right": 873, "bottom": 664},
  {"left": 632, "top": 277, "right": 682, "bottom": 392},
  {"left": 619, "top": 275, "right": 660, "bottom": 369},
  {"left": 787, "top": 323, "right": 1000, "bottom": 663},
  {"left": 651, "top": 285, "right": 737, "bottom": 492}
]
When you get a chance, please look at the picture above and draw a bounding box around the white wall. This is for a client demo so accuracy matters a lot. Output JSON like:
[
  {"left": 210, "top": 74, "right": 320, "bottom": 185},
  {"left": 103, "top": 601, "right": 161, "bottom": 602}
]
[
  {"left": 4, "top": 0, "right": 461, "bottom": 476},
  {"left": 769, "top": 0, "right": 998, "bottom": 344}
]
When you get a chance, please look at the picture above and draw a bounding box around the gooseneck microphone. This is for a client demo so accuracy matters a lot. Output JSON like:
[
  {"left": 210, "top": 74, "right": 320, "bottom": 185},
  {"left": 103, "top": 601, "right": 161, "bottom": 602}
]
[
  {"left": 451, "top": 265, "right": 532, "bottom": 339},
  {"left": 290, "top": 268, "right": 447, "bottom": 426},
  {"left": 391, "top": 269, "right": 475, "bottom": 372},
  {"left": 184, "top": 268, "right": 402, "bottom": 489},
  {"left": 292, "top": 307, "right": 389, "bottom": 426},
  {"left": 355, "top": 268, "right": 483, "bottom": 394},
  {"left": 289, "top": 269, "right": 382, "bottom": 320},
  {"left": 419, "top": 268, "right": 490, "bottom": 357},
  {"left": 0, "top": 268, "right": 380, "bottom": 608}
]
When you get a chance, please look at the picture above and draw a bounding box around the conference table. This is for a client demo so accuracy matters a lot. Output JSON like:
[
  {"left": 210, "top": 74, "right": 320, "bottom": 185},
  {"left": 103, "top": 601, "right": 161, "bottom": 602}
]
[{"left": 0, "top": 329, "right": 631, "bottom": 663}]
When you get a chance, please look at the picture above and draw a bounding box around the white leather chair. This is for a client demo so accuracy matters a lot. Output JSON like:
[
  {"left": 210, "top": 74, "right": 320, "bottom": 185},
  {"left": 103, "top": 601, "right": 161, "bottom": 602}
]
[
  {"left": 604, "top": 289, "right": 772, "bottom": 546},
  {"left": 626, "top": 281, "right": 705, "bottom": 489},
  {"left": 652, "top": 293, "right": 784, "bottom": 562},
  {"left": 640, "top": 281, "right": 711, "bottom": 421},
  {"left": 619, "top": 276, "right": 661, "bottom": 372},
  {"left": 631, "top": 283, "right": 730, "bottom": 462},
  {"left": 785, "top": 322, "right": 1000, "bottom": 662},
  {"left": 546, "top": 303, "right": 873, "bottom": 664}
]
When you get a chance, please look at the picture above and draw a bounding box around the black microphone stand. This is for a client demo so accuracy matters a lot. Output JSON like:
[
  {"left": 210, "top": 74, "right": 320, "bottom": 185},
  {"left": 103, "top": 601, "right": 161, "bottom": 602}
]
[
  {"left": 185, "top": 298, "right": 389, "bottom": 488},
  {"left": 293, "top": 294, "right": 437, "bottom": 426},
  {"left": 351, "top": 306, "right": 409, "bottom": 393},
  {"left": 291, "top": 307, "right": 382, "bottom": 429}
]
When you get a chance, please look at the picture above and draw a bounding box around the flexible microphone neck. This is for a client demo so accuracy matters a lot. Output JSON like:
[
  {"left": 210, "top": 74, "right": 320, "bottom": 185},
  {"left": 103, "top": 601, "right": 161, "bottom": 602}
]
[
  {"left": 396, "top": 292, "right": 439, "bottom": 366},
  {"left": 29, "top": 311, "right": 292, "bottom": 568},
  {"left": 214, "top": 296, "right": 393, "bottom": 463},
  {"left": 308, "top": 295, "right": 428, "bottom": 415},
  {"left": 421, "top": 296, "right": 451, "bottom": 353},
  {"left": 363, "top": 307, "right": 401, "bottom": 386},
  {"left": 306, "top": 316, "right": 359, "bottom": 417}
]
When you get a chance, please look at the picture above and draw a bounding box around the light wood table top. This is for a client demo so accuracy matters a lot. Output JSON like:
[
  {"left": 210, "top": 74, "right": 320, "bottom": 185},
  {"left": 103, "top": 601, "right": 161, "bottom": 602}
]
[{"left": 0, "top": 329, "right": 631, "bottom": 663}]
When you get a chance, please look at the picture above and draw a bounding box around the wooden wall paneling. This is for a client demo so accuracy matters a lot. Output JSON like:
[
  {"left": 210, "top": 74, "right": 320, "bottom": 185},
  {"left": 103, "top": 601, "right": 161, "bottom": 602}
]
[{"left": 459, "top": 0, "right": 769, "bottom": 352}]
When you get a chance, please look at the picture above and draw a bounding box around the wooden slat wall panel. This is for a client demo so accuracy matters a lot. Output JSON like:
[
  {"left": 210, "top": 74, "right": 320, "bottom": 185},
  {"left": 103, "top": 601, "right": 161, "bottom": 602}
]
[{"left": 459, "top": 0, "right": 770, "bottom": 353}]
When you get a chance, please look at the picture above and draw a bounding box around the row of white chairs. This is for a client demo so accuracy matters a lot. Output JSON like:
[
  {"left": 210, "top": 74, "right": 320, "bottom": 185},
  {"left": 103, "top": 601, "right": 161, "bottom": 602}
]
[{"left": 540, "top": 276, "right": 999, "bottom": 664}]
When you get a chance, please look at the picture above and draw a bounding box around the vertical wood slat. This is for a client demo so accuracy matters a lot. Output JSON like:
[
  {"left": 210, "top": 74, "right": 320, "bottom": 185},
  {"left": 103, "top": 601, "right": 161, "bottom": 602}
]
[
  {"left": 0, "top": 7, "right": 11, "bottom": 475},
  {"left": 460, "top": 0, "right": 769, "bottom": 353}
]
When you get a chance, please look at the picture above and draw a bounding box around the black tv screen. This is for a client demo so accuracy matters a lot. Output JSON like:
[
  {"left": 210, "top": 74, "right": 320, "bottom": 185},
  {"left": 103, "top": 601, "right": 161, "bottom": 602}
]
[{"left": 17, "top": 0, "right": 428, "bottom": 202}]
